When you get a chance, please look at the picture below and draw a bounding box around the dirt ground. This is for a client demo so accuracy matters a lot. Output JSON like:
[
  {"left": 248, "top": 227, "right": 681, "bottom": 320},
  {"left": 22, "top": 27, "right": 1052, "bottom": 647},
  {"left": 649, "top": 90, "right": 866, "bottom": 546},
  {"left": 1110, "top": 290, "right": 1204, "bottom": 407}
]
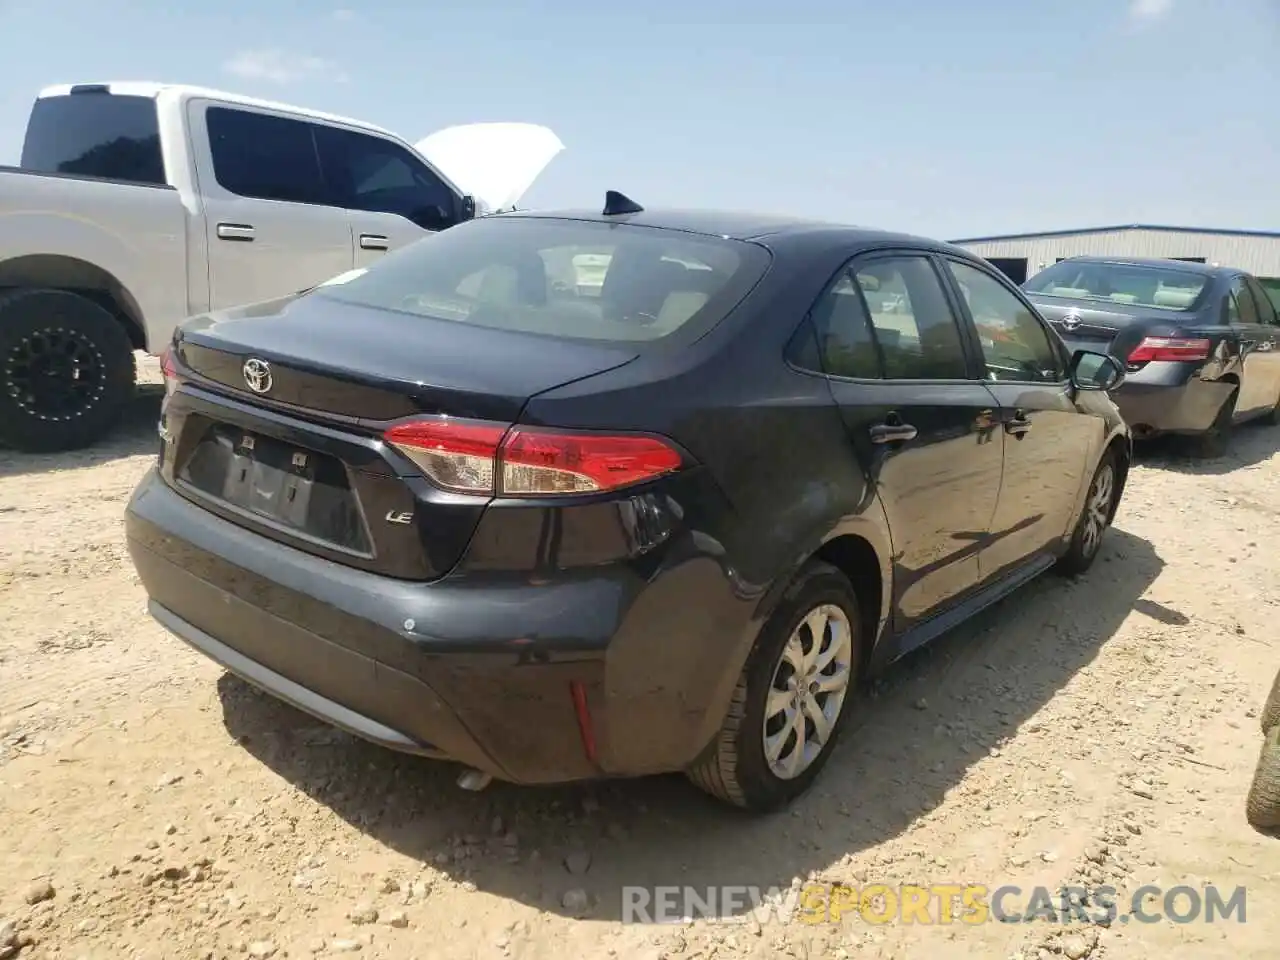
[{"left": 2, "top": 354, "right": 1278, "bottom": 960}]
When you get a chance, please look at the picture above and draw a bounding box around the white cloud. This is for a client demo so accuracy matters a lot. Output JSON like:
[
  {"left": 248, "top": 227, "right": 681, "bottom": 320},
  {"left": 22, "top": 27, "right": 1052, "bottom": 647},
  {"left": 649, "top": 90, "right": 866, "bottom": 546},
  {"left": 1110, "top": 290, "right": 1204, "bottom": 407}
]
[
  {"left": 331, "top": 9, "right": 357, "bottom": 22},
  {"left": 1129, "top": 0, "right": 1173, "bottom": 22},
  {"left": 222, "top": 48, "right": 336, "bottom": 85}
]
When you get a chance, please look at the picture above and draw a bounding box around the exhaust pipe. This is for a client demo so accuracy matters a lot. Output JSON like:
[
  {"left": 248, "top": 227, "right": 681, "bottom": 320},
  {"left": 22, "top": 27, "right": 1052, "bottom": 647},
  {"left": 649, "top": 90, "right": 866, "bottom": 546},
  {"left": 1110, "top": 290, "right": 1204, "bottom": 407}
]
[{"left": 456, "top": 768, "right": 493, "bottom": 791}]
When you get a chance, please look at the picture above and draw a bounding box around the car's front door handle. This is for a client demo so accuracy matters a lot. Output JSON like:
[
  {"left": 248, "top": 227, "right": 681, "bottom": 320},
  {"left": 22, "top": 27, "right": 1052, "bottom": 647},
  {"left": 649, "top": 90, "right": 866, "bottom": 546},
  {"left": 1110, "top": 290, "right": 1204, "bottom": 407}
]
[
  {"left": 216, "top": 222, "right": 255, "bottom": 242},
  {"left": 869, "top": 422, "right": 918, "bottom": 444},
  {"left": 359, "top": 233, "right": 390, "bottom": 251},
  {"left": 1005, "top": 410, "right": 1032, "bottom": 436}
]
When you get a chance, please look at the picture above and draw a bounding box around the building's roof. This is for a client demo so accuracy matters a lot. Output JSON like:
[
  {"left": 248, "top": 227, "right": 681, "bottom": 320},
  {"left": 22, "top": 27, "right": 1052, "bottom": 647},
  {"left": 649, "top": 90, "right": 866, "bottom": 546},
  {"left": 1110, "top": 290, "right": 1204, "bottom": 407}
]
[{"left": 952, "top": 224, "right": 1280, "bottom": 245}]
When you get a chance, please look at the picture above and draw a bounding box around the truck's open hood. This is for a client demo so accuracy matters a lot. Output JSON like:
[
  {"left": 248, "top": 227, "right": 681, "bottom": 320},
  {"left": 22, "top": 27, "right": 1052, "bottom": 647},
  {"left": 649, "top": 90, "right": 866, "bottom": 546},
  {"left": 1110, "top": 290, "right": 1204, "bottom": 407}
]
[{"left": 415, "top": 122, "right": 563, "bottom": 214}]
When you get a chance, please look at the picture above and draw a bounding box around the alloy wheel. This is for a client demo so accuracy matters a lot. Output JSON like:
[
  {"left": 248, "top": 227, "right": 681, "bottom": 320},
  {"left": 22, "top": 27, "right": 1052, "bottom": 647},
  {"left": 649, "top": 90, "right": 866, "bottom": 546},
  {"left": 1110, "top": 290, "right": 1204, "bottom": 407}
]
[
  {"left": 6, "top": 328, "right": 106, "bottom": 422},
  {"left": 1081, "top": 462, "right": 1115, "bottom": 559},
  {"left": 762, "top": 603, "right": 854, "bottom": 780}
]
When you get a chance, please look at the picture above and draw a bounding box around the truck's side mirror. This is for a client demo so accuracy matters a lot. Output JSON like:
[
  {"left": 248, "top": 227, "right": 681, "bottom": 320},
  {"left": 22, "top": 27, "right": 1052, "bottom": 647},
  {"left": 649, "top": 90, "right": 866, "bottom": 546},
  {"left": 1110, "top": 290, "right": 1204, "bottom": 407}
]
[{"left": 459, "top": 195, "right": 477, "bottom": 222}]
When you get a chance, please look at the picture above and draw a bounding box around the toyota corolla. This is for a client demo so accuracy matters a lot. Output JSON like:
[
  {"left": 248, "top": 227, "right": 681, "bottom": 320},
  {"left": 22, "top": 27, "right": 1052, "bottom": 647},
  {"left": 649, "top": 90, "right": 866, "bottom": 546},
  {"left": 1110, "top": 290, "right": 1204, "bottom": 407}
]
[{"left": 125, "top": 195, "right": 1130, "bottom": 812}]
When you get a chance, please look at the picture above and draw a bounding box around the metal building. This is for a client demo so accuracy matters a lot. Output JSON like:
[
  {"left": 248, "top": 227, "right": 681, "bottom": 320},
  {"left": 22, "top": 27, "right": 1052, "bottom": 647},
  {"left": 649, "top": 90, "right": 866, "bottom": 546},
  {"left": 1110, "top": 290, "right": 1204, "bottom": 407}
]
[{"left": 950, "top": 224, "right": 1280, "bottom": 296}]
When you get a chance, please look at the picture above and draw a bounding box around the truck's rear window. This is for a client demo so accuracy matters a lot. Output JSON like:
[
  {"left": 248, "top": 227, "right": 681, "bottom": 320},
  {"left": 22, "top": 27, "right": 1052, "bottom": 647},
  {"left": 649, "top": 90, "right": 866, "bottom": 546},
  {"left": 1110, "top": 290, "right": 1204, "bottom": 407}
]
[
  {"left": 21, "top": 93, "right": 165, "bottom": 186},
  {"left": 314, "top": 215, "right": 771, "bottom": 344}
]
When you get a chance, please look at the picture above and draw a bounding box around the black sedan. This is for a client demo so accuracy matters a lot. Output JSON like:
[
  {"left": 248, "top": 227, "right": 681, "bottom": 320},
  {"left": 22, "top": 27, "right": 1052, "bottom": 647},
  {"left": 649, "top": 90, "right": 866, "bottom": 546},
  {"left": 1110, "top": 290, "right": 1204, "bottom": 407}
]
[
  {"left": 1023, "top": 257, "right": 1280, "bottom": 455},
  {"left": 125, "top": 196, "right": 1131, "bottom": 812}
]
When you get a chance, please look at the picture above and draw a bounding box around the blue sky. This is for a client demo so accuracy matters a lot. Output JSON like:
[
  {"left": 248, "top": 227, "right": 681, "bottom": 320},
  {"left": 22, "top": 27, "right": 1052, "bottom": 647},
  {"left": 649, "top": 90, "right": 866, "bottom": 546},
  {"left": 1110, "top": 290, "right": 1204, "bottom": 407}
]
[{"left": 0, "top": 0, "right": 1274, "bottom": 240}]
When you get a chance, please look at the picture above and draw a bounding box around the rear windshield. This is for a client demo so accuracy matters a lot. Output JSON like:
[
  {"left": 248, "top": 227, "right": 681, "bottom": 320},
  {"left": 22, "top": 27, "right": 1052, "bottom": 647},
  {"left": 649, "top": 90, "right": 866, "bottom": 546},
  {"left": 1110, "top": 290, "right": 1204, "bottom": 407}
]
[
  {"left": 20, "top": 93, "right": 165, "bottom": 186},
  {"left": 314, "top": 215, "right": 770, "bottom": 343},
  {"left": 1023, "top": 260, "right": 1208, "bottom": 311}
]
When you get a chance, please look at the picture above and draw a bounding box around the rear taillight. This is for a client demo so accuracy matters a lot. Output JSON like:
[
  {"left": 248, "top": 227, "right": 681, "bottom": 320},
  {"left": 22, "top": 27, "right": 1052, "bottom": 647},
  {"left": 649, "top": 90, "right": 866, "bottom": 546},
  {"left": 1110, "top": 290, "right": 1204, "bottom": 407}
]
[
  {"left": 1127, "top": 336, "right": 1212, "bottom": 364},
  {"left": 160, "top": 344, "right": 181, "bottom": 398},
  {"left": 383, "top": 418, "right": 683, "bottom": 497}
]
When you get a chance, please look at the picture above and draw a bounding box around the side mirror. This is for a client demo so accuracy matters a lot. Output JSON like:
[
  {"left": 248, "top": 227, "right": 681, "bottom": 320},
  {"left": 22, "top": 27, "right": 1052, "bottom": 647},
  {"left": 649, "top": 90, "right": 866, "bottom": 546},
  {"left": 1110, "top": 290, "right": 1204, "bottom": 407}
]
[
  {"left": 459, "top": 195, "right": 477, "bottom": 221},
  {"left": 1070, "top": 349, "right": 1125, "bottom": 392}
]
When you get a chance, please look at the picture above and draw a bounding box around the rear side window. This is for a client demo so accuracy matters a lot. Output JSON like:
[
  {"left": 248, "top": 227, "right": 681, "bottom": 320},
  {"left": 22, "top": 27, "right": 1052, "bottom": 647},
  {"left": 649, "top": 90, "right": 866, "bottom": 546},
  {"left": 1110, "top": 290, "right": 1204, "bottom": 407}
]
[
  {"left": 315, "top": 215, "right": 770, "bottom": 344},
  {"left": 314, "top": 126, "right": 458, "bottom": 230},
  {"left": 206, "top": 107, "right": 328, "bottom": 205},
  {"left": 852, "top": 256, "right": 970, "bottom": 380},
  {"left": 1243, "top": 276, "right": 1277, "bottom": 326},
  {"left": 1230, "top": 277, "right": 1260, "bottom": 325},
  {"left": 805, "top": 271, "right": 881, "bottom": 378},
  {"left": 21, "top": 93, "right": 165, "bottom": 185}
]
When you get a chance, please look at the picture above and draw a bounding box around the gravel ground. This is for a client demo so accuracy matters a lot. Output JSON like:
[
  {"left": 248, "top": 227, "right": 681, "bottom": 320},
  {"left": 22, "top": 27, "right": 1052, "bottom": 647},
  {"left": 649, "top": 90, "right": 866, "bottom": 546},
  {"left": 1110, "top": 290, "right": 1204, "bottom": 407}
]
[{"left": 1, "top": 354, "right": 1278, "bottom": 959}]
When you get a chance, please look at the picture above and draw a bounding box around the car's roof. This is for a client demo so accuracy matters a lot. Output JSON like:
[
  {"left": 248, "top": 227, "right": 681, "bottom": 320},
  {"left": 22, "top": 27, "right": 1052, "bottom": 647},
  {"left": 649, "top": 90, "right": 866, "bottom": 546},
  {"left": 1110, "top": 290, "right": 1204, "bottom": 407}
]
[
  {"left": 500, "top": 206, "right": 960, "bottom": 250},
  {"left": 1052, "top": 255, "right": 1232, "bottom": 278},
  {"left": 36, "top": 81, "right": 396, "bottom": 139}
]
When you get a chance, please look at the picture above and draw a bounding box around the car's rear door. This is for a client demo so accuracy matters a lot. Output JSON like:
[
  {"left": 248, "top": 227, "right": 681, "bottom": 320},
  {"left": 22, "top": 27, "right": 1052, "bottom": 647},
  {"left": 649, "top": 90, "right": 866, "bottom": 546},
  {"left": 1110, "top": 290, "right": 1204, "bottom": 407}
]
[
  {"left": 938, "top": 256, "right": 1094, "bottom": 581},
  {"left": 808, "top": 250, "right": 1004, "bottom": 636},
  {"left": 188, "top": 100, "right": 355, "bottom": 310}
]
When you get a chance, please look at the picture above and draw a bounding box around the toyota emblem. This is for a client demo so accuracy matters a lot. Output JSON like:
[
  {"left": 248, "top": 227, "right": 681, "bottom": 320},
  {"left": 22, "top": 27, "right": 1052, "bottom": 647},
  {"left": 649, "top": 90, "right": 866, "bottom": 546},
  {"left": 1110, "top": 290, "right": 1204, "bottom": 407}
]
[
  {"left": 242, "top": 358, "right": 272, "bottom": 394},
  {"left": 1061, "top": 311, "right": 1082, "bottom": 331}
]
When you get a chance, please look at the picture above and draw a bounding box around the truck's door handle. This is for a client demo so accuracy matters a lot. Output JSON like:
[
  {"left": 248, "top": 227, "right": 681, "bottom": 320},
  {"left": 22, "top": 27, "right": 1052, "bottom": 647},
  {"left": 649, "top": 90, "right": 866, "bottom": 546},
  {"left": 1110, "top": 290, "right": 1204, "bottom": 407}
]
[
  {"left": 869, "top": 422, "right": 918, "bottom": 444},
  {"left": 359, "top": 234, "right": 390, "bottom": 251},
  {"left": 1005, "top": 409, "right": 1032, "bottom": 436},
  {"left": 216, "top": 223, "right": 255, "bottom": 242}
]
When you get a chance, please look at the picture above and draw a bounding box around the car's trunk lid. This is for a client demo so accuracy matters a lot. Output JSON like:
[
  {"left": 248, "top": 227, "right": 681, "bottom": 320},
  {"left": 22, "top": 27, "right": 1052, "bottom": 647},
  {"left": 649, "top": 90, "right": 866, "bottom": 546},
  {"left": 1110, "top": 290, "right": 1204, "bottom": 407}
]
[
  {"left": 163, "top": 292, "right": 639, "bottom": 580},
  {"left": 175, "top": 291, "right": 639, "bottom": 424},
  {"left": 1027, "top": 295, "right": 1170, "bottom": 359}
]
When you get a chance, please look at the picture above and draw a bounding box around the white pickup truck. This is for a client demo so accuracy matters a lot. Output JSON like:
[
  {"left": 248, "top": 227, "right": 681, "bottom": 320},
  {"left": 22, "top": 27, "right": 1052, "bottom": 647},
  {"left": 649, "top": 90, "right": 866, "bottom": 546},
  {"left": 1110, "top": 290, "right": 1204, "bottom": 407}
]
[{"left": 0, "top": 81, "right": 563, "bottom": 452}]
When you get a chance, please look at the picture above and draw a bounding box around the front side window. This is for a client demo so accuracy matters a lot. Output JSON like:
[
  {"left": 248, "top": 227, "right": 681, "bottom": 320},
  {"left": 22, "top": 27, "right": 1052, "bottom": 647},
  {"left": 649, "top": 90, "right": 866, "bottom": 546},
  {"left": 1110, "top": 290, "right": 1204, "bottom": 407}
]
[
  {"left": 1024, "top": 260, "right": 1209, "bottom": 312},
  {"left": 206, "top": 107, "right": 327, "bottom": 205},
  {"left": 315, "top": 127, "right": 458, "bottom": 230},
  {"left": 852, "top": 256, "right": 969, "bottom": 380},
  {"left": 948, "top": 260, "right": 1062, "bottom": 383},
  {"left": 1230, "top": 277, "right": 1260, "bottom": 325},
  {"left": 21, "top": 93, "right": 164, "bottom": 185},
  {"left": 315, "top": 216, "right": 769, "bottom": 344},
  {"left": 1243, "top": 277, "right": 1278, "bottom": 326}
]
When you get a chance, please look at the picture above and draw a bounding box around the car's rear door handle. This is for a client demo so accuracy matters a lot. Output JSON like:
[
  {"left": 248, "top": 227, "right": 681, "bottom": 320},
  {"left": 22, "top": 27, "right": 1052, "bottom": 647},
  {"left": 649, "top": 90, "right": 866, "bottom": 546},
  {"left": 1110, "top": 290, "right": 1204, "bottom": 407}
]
[
  {"left": 1005, "top": 409, "right": 1032, "bottom": 436},
  {"left": 869, "top": 422, "right": 918, "bottom": 444},
  {"left": 216, "top": 222, "right": 255, "bottom": 242},
  {"left": 359, "top": 234, "right": 390, "bottom": 251}
]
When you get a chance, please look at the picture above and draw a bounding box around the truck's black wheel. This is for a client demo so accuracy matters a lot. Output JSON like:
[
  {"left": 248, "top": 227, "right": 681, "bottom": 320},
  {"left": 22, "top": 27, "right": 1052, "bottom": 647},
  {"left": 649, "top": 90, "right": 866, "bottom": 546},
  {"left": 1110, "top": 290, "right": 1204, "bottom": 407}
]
[{"left": 0, "top": 288, "right": 136, "bottom": 453}]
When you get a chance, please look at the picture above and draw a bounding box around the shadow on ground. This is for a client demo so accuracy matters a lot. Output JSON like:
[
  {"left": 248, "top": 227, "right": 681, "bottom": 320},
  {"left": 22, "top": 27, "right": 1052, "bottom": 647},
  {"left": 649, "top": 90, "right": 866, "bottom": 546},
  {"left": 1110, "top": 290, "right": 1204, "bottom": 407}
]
[
  {"left": 1135, "top": 418, "right": 1280, "bottom": 476},
  {"left": 0, "top": 384, "right": 161, "bottom": 480},
  {"left": 218, "top": 528, "right": 1163, "bottom": 922}
]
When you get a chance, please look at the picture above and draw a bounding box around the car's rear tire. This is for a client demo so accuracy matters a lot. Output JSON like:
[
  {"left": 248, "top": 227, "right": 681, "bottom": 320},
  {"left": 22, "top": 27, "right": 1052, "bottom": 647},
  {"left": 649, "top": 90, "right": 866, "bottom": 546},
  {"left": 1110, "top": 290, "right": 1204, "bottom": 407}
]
[
  {"left": 1246, "top": 725, "right": 1280, "bottom": 834},
  {"left": 1261, "top": 668, "right": 1280, "bottom": 735},
  {"left": 1056, "top": 449, "right": 1118, "bottom": 576},
  {"left": 0, "top": 288, "right": 135, "bottom": 452},
  {"left": 1194, "top": 386, "right": 1237, "bottom": 458},
  {"left": 686, "top": 560, "right": 862, "bottom": 813}
]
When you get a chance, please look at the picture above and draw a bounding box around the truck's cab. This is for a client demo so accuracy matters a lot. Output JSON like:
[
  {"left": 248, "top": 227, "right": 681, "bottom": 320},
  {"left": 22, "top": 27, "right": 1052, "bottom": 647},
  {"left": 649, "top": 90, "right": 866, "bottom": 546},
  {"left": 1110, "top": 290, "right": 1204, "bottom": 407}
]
[{"left": 0, "top": 82, "right": 562, "bottom": 452}]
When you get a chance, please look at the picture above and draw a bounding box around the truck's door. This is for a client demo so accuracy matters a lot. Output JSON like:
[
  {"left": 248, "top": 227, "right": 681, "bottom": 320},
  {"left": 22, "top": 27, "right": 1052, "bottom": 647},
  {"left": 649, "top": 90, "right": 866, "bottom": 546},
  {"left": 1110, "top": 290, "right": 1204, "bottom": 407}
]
[
  {"left": 312, "top": 125, "right": 457, "bottom": 268},
  {"left": 187, "top": 99, "right": 354, "bottom": 311}
]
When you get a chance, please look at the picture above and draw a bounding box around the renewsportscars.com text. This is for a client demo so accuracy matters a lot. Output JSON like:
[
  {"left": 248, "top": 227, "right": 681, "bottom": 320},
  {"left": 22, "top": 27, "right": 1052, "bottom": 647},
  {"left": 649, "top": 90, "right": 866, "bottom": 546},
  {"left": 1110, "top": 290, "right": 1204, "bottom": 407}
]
[{"left": 621, "top": 883, "right": 1248, "bottom": 926}]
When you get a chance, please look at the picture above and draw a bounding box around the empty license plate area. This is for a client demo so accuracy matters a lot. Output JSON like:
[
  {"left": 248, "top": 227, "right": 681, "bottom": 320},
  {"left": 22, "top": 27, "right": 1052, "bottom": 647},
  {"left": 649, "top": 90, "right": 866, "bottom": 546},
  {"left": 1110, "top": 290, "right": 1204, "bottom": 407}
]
[{"left": 178, "top": 423, "right": 372, "bottom": 554}]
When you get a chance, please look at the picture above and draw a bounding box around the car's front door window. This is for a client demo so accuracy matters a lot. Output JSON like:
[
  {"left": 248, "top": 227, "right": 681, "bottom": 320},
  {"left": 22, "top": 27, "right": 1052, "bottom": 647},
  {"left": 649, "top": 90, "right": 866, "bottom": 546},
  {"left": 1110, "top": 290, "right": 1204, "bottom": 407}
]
[
  {"left": 315, "top": 126, "right": 459, "bottom": 231},
  {"left": 946, "top": 260, "right": 1063, "bottom": 383}
]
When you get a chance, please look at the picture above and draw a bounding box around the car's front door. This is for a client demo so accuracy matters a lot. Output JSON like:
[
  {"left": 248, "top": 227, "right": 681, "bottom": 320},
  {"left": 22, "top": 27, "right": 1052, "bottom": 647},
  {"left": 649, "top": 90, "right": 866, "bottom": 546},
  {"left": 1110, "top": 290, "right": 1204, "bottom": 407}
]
[
  {"left": 1238, "top": 276, "right": 1280, "bottom": 415},
  {"left": 314, "top": 126, "right": 461, "bottom": 268},
  {"left": 190, "top": 101, "right": 355, "bottom": 311},
  {"left": 811, "top": 252, "right": 1004, "bottom": 633},
  {"left": 939, "top": 257, "right": 1094, "bottom": 581}
]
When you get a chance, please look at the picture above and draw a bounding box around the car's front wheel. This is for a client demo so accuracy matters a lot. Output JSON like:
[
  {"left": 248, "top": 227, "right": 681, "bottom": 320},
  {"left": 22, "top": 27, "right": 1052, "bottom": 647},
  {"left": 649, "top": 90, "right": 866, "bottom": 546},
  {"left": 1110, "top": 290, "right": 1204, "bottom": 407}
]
[
  {"left": 686, "top": 561, "right": 861, "bottom": 812},
  {"left": 1057, "top": 449, "right": 1118, "bottom": 576}
]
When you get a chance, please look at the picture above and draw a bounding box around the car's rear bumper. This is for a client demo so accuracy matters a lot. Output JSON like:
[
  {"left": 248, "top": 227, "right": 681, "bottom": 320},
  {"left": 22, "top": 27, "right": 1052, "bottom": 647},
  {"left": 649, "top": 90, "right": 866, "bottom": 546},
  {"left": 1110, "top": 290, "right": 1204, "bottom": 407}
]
[
  {"left": 125, "top": 468, "right": 754, "bottom": 784},
  {"left": 1111, "top": 373, "right": 1235, "bottom": 437}
]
